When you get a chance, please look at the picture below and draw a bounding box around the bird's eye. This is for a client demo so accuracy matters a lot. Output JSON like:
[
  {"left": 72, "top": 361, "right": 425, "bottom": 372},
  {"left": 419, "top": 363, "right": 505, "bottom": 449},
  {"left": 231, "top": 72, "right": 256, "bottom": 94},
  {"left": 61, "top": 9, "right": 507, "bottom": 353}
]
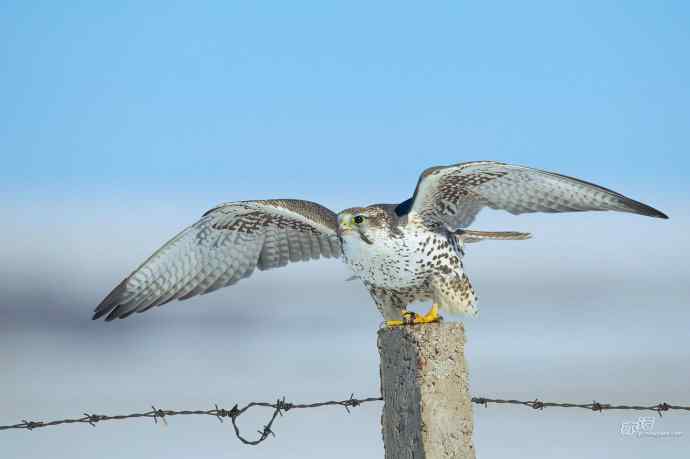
[{"left": 354, "top": 215, "right": 364, "bottom": 224}]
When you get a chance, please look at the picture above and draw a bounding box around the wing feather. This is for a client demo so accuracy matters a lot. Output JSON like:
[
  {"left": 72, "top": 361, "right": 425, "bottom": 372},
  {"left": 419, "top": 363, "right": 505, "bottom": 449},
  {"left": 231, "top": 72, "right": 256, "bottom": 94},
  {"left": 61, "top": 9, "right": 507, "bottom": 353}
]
[
  {"left": 406, "top": 161, "right": 667, "bottom": 228},
  {"left": 94, "top": 199, "right": 340, "bottom": 321}
]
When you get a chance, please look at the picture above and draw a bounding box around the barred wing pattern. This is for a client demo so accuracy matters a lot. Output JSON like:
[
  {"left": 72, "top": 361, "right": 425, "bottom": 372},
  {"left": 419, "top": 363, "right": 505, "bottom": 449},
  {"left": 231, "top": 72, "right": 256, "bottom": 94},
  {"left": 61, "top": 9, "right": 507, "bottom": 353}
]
[
  {"left": 408, "top": 161, "right": 668, "bottom": 229},
  {"left": 93, "top": 200, "right": 341, "bottom": 321}
]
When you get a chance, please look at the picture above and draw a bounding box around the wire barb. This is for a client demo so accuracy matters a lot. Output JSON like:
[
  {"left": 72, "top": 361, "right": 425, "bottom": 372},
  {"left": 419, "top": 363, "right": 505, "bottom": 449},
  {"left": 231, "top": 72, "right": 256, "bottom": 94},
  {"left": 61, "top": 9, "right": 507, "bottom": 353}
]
[{"left": 2, "top": 395, "right": 688, "bottom": 446}]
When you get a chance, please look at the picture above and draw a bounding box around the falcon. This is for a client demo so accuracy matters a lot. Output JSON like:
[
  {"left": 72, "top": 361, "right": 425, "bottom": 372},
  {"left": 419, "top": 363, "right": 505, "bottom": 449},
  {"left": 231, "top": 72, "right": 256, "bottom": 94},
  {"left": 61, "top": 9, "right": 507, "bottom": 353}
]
[{"left": 93, "top": 161, "right": 668, "bottom": 325}]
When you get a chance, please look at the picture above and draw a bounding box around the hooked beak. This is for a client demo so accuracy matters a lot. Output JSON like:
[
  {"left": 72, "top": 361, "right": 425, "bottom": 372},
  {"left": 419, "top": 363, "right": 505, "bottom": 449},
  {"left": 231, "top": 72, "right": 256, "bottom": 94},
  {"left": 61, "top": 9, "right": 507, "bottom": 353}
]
[{"left": 337, "top": 214, "right": 354, "bottom": 235}]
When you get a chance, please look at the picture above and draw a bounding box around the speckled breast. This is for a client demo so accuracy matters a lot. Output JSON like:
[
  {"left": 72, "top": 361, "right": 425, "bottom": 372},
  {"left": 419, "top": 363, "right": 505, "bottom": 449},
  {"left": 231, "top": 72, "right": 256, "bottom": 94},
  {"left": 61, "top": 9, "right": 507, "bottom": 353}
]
[{"left": 342, "top": 225, "right": 463, "bottom": 289}]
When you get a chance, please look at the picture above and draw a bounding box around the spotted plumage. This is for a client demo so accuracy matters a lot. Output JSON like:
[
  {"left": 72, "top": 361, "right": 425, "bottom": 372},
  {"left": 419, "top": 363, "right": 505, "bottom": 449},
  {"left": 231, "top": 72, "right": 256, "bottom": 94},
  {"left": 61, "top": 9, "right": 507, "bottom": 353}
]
[{"left": 93, "top": 161, "right": 668, "bottom": 322}]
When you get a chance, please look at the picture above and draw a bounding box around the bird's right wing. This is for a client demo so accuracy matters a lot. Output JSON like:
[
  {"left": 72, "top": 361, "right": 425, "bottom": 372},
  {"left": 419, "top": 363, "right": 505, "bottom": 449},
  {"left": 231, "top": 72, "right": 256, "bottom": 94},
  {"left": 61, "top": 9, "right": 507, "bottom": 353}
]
[{"left": 93, "top": 199, "right": 341, "bottom": 321}]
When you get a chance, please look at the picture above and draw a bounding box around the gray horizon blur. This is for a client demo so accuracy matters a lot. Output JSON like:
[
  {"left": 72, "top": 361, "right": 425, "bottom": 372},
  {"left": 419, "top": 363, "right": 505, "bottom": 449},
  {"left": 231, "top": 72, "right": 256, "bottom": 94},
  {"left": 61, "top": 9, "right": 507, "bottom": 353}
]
[{"left": 2, "top": 191, "right": 688, "bottom": 458}]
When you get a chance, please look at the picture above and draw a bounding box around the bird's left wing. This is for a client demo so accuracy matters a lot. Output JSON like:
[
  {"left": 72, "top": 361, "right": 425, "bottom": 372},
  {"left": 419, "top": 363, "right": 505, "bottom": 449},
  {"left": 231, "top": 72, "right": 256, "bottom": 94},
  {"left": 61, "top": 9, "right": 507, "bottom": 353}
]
[
  {"left": 93, "top": 199, "right": 341, "bottom": 321},
  {"left": 400, "top": 161, "right": 667, "bottom": 229}
]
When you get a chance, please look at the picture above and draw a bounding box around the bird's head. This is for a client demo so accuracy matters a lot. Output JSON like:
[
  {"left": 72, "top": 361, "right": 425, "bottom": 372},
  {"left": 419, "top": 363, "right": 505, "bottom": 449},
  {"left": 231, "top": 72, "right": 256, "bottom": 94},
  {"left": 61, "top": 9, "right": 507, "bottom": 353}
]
[{"left": 337, "top": 206, "right": 394, "bottom": 245}]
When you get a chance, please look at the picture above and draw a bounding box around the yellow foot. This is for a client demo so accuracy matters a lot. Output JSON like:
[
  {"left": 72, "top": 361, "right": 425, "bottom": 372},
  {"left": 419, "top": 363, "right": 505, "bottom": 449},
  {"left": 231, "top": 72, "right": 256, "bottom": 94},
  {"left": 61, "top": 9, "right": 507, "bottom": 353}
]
[{"left": 385, "top": 304, "right": 443, "bottom": 327}]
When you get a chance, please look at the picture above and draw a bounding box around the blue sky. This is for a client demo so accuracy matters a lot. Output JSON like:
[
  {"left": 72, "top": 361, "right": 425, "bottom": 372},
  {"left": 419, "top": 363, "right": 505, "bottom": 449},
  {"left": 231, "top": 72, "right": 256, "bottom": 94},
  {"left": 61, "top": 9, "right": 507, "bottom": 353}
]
[{"left": 1, "top": 1, "right": 688, "bottom": 203}]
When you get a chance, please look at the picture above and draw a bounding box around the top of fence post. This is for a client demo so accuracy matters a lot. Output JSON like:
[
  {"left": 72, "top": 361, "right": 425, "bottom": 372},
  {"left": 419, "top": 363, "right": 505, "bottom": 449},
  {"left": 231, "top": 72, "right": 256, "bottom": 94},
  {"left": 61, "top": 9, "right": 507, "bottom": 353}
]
[{"left": 378, "top": 322, "right": 476, "bottom": 459}]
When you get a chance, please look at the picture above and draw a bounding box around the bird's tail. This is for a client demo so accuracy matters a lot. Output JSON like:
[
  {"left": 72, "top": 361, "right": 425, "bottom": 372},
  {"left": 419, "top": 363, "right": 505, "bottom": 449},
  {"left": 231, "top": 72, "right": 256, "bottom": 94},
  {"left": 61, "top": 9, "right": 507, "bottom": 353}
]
[{"left": 454, "top": 229, "right": 532, "bottom": 244}]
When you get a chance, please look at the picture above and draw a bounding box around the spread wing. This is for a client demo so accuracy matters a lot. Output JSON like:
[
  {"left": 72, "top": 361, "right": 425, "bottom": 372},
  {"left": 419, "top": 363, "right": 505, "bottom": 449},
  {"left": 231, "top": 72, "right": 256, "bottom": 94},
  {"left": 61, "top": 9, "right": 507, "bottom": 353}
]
[
  {"left": 401, "top": 161, "right": 667, "bottom": 229},
  {"left": 93, "top": 199, "right": 341, "bottom": 321}
]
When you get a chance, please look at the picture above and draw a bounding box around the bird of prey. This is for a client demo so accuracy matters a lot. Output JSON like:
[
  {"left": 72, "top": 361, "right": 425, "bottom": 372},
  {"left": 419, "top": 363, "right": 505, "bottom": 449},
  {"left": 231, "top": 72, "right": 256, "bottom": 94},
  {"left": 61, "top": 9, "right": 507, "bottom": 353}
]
[{"left": 93, "top": 161, "right": 667, "bottom": 325}]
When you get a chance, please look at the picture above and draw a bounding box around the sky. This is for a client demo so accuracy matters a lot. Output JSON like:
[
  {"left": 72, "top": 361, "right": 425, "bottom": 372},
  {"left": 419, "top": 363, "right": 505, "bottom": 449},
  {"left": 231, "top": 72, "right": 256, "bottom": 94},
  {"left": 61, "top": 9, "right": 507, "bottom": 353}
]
[{"left": 1, "top": 2, "right": 689, "bottom": 458}]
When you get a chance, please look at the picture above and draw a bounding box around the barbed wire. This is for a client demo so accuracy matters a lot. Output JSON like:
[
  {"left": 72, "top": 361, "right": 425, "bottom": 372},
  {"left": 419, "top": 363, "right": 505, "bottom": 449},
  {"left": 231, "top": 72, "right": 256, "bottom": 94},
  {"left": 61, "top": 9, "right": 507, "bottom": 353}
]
[
  {"left": 0, "top": 394, "right": 381, "bottom": 445},
  {"left": 471, "top": 397, "right": 690, "bottom": 415},
  {"left": 2, "top": 395, "right": 688, "bottom": 445}
]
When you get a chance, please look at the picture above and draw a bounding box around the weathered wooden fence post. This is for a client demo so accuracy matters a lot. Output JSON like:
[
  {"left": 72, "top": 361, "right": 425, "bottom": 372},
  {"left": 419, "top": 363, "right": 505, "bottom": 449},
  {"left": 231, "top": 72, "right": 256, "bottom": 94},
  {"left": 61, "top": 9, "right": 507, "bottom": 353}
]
[{"left": 378, "top": 322, "right": 476, "bottom": 459}]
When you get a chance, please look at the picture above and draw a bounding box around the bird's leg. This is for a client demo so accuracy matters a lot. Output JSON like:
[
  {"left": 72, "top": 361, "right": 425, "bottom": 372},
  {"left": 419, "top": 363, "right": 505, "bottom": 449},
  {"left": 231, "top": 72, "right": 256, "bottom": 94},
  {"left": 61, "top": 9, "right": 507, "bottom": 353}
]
[
  {"left": 384, "top": 310, "right": 416, "bottom": 327},
  {"left": 385, "top": 304, "right": 442, "bottom": 327}
]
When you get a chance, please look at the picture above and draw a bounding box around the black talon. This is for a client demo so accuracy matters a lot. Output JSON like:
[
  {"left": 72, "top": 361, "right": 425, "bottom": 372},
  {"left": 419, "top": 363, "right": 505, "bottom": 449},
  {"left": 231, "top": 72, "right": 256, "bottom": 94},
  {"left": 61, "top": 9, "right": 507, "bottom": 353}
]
[{"left": 402, "top": 311, "right": 417, "bottom": 325}]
